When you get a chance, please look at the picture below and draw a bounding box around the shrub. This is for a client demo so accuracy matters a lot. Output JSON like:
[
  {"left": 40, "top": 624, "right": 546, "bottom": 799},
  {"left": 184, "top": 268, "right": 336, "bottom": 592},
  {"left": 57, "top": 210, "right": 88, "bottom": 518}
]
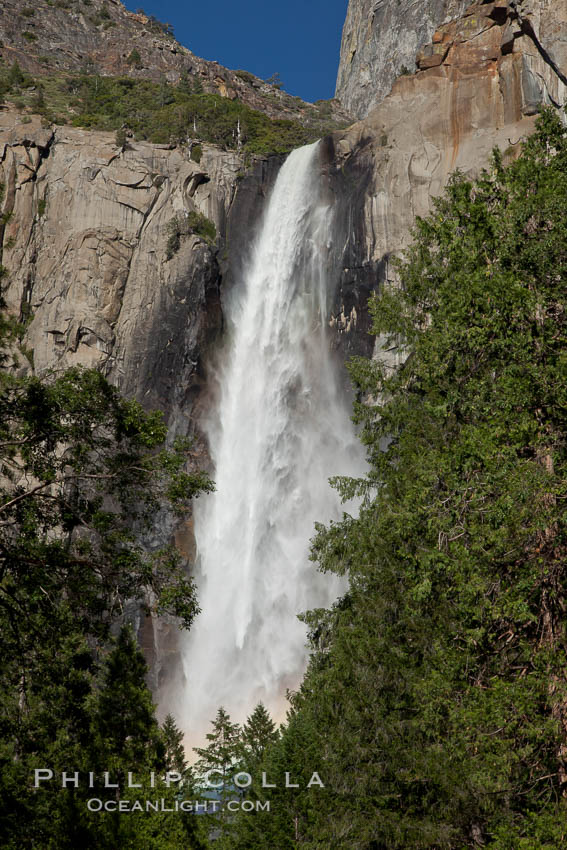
[
  {"left": 190, "top": 143, "right": 202, "bottom": 163},
  {"left": 126, "top": 48, "right": 142, "bottom": 68},
  {"left": 187, "top": 210, "right": 216, "bottom": 244},
  {"left": 265, "top": 72, "right": 283, "bottom": 90},
  {"left": 8, "top": 62, "right": 24, "bottom": 86},
  {"left": 235, "top": 70, "right": 256, "bottom": 84},
  {"left": 32, "top": 85, "right": 45, "bottom": 110},
  {"left": 165, "top": 217, "right": 181, "bottom": 260},
  {"left": 166, "top": 211, "right": 216, "bottom": 259},
  {"left": 147, "top": 15, "right": 174, "bottom": 38}
]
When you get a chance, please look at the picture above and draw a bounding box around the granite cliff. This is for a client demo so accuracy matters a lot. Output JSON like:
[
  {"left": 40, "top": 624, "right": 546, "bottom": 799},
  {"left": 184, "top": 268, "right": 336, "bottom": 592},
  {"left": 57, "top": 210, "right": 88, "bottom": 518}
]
[
  {"left": 336, "top": 0, "right": 471, "bottom": 118},
  {"left": 330, "top": 0, "right": 567, "bottom": 370},
  {"left": 336, "top": 0, "right": 567, "bottom": 119}
]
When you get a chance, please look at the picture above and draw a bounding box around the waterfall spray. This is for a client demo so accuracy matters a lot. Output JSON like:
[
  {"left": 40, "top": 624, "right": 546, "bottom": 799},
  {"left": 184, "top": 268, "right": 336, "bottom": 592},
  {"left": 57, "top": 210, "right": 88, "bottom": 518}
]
[{"left": 180, "top": 141, "right": 366, "bottom": 749}]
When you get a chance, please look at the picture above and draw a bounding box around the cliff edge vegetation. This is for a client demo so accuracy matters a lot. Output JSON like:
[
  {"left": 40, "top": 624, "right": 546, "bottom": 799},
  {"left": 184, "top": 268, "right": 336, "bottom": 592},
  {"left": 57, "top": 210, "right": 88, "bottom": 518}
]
[{"left": 0, "top": 59, "right": 343, "bottom": 156}]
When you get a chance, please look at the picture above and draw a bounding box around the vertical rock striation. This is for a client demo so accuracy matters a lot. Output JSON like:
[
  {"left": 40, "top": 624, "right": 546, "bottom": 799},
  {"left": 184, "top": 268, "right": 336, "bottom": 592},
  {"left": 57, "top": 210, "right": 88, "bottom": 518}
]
[
  {"left": 335, "top": 0, "right": 567, "bottom": 119},
  {"left": 330, "top": 0, "right": 567, "bottom": 365},
  {"left": 336, "top": 0, "right": 471, "bottom": 118}
]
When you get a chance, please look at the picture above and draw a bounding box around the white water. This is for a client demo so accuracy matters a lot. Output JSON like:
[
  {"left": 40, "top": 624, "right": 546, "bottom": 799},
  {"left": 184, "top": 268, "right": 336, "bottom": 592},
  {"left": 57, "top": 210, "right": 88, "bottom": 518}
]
[{"left": 180, "top": 142, "right": 366, "bottom": 749}]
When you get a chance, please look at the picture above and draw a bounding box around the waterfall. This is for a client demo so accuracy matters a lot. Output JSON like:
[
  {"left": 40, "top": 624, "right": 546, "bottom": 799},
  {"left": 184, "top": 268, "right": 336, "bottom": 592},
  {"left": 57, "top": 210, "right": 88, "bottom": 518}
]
[{"left": 180, "top": 141, "right": 366, "bottom": 749}]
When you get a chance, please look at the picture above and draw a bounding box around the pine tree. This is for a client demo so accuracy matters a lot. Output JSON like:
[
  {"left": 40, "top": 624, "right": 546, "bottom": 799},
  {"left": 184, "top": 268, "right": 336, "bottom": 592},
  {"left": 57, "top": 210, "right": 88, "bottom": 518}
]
[
  {"left": 192, "top": 707, "right": 242, "bottom": 840},
  {"left": 161, "top": 712, "right": 187, "bottom": 774},
  {"left": 7, "top": 61, "right": 23, "bottom": 88},
  {"left": 241, "top": 702, "right": 279, "bottom": 765},
  {"left": 93, "top": 625, "right": 159, "bottom": 764},
  {"left": 193, "top": 706, "right": 241, "bottom": 784}
]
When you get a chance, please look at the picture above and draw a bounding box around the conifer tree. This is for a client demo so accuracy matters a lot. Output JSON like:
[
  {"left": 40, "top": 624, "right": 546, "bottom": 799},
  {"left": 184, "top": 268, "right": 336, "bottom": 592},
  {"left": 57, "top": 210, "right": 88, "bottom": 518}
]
[
  {"left": 0, "top": 297, "right": 213, "bottom": 846},
  {"left": 161, "top": 713, "right": 188, "bottom": 774},
  {"left": 193, "top": 706, "right": 241, "bottom": 784},
  {"left": 93, "top": 625, "right": 160, "bottom": 765},
  {"left": 7, "top": 61, "right": 23, "bottom": 87},
  {"left": 241, "top": 702, "right": 279, "bottom": 765},
  {"left": 192, "top": 707, "right": 242, "bottom": 839}
]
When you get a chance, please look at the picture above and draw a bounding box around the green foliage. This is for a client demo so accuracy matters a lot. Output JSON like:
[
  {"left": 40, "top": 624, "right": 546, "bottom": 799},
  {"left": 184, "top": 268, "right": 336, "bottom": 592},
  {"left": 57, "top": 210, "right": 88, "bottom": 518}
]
[
  {"left": 37, "top": 197, "right": 46, "bottom": 217},
  {"left": 219, "top": 707, "right": 323, "bottom": 850},
  {"left": 166, "top": 212, "right": 216, "bottom": 259},
  {"left": 165, "top": 216, "right": 181, "bottom": 259},
  {"left": 194, "top": 707, "right": 242, "bottom": 782},
  {"left": 94, "top": 626, "right": 159, "bottom": 763},
  {"left": 126, "top": 48, "right": 142, "bottom": 68},
  {"left": 7, "top": 61, "right": 24, "bottom": 87},
  {"left": 191, "top": 75, "right": 204, "bottom": 95},
  {"left": 0, "top": 326, "right": 214, "bottom": 845},
  {"left": 32, "top": 84, "right": 45, "bottom": 110},
  {"left": 313, "top": 98, "right": 333, "bottom": 117},
  {"left": 114, "top": 127, "right": 127, "bottom": 148},
  {"left": 193, "top": 706, "right": 243, "bottom": 840},
  {"left": 227, "top": 109, "right": 567, "bottom": 848},
  {"left": 161, "top": 713, "right": 187, "bottom": 774},
  {"left": 190, "top": 143, "right": 202, "bottom": 163},
  {"left": 0, "top": 63, "right": 331, "bottom": 155},
  {"left": 235, "top": 69, "right": 256, "bottom": 84},
  {"left": 187, "top": 210, "right": 216, "bottom": 244},
  {"left": 0, "top": 364, "right": 213, "bottom": 633},
  {"left": 146, "top": 14, "right": 175, "bottom": 38},
  {"left": 265, "top": 72, "right": 283, "bottom": 90},
  {"left": 64, "top": 73, "right": 318, "bottom": 152},
  {"left": 241, "top": 702, "right": 279, "bottom": 766},
  {"left": 22, "top": 31, "right": 38, "bottom": 42},
  {"left": 0, "top": 624, "right": 207, "bottom": 848}
]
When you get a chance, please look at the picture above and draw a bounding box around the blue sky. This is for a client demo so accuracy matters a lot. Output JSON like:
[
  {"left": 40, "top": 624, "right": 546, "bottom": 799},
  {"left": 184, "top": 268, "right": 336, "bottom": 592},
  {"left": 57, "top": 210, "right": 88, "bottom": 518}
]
[{"left": 122, "top": 0, "right": 349, "bottom": 103}]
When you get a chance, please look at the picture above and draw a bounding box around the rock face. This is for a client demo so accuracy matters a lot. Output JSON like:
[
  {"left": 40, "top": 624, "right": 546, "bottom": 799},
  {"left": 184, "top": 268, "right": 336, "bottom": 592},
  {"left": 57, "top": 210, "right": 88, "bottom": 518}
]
[
  {"left": 336, "top": 0, "right": 471, "bottom": 118},
  {"left": 330, "top": 0, "right": 567, "bottom": 364},
  {"left": 335, "top": 0, "right": 567, "bottom": 119},
  {"left": 0, "top": 0, "right": 350, "bottom": 126},
  {"left": 0, "top": 113, "right": 234, "bottom": 402}
]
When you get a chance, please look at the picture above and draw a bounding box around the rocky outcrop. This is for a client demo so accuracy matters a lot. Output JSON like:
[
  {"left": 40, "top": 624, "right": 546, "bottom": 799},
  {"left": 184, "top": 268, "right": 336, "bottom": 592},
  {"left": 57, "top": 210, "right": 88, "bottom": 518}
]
[
  {"left": 0, "top": 112, "right": 231, "bottom": 402},
  {"left": 336, "top": 0, "right": 471, "bottom": 118},
  {"left": 335, "top": 0, "right": 567, "bottom": 119},
  {"left": 330, "top": 0, "right": 567, "bottom": 364},
  {"left": 0, "top": 0, "right": 350, "bottom": 127}
]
